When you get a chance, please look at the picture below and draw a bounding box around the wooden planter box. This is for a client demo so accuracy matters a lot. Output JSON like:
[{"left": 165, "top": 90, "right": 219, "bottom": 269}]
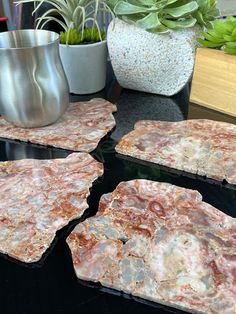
[{"left": 190, "top": 47, "right": 236, "bottom": 117}]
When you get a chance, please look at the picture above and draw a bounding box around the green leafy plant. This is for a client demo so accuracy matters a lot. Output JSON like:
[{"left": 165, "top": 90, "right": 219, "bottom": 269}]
[
  {"left": 59, "top": 27, "right": 106, "bottom": 44},
  {"left": 192, "top": 0, "right": 219, "bottom": 28},
  {"left": 107, "top": 0, "right": 219, "bottom": 33},
  {"left": 197, "top": 16, "right": 236, "bottom": 54},
  {"left": 16, "top": 0, "right": 111, "bottom": 44},
  {"left": 59, "top": 28, "right": 81, "bottom": 45}
]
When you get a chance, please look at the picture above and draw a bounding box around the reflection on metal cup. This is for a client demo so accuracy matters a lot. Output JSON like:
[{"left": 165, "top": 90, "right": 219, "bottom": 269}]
[{"left": 0, "top": 29, "right": 69, "bottom": 128}]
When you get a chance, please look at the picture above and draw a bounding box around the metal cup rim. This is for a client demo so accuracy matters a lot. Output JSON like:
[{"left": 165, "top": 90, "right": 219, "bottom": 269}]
[{"left": 0, "top": 29, "right": 59, "bottom": 50}]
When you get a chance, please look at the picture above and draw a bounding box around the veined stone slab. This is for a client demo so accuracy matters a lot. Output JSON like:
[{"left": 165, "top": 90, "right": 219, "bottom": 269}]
[
  {"left": 116, "top": 119, "right": 236, "bottom": 185},
  {"left": 67, "top": 179, "right": 236, "bottom": 314},
  {"left": 0, "top": 98, "right": 116, "bottom": 152},
  {"left": 0, "top": 153, "right": 103, "bottom": 263}
]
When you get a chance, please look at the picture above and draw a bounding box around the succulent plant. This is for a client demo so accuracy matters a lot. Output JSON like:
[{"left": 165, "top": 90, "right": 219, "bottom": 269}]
[
  {"left": 197, "top": 16, "right": 236, "bottom": 54},
  {"left": 16, "top": 0, "right": 111, "bottom": 44},
  {"left": 193, "top": 0, "right": 219, "bottom": 28},
  {"left": 60, "top": 27, "right": 106, "bottom": 44},
  {"left": 107, "top": 0, "right": 219, "bottom": 33}
]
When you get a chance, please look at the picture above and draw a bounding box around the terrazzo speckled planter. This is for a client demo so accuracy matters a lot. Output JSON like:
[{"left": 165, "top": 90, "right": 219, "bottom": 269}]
[{"left": 107, "top": 19, "right": 200, "bottom": 96}]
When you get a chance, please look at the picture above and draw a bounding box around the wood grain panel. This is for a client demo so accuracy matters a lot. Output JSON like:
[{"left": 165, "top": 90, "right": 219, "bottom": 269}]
[{"left": 190, "top": 48, "right": 236, "bottom": 117}]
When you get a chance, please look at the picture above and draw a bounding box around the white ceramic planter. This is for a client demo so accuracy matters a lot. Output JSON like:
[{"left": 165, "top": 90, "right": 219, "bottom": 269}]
[
  {"left": 107, "top": 19, "right": 200, "bottom": 96},
  {"left": 59, "top": 40, "right": 107, "bottom": 94}
]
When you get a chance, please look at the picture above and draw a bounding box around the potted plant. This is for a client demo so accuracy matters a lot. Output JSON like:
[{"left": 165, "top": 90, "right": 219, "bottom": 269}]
[
  {"left": 190, "top": 16, "right": 236, "bottom": 117},
  {"left": 197, "top": 16, "right": 236, "bottom": 54},
  {"left": 106, "top": 0, "right": 219, "bottom": 96},
  {"left": 17, "top": 0, "right": 111, "bottom": 94}
]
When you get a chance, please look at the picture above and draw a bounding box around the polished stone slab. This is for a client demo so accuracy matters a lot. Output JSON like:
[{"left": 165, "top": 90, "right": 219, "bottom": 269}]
[
  {"left": 0, "top": 98, "right": 116, "bottom": 152},
  {"left": 67, "top": 179, "right": 236, "bottom": 314},
  {"left": 0, "top": 153, "right": 103, "bottom": 263}
]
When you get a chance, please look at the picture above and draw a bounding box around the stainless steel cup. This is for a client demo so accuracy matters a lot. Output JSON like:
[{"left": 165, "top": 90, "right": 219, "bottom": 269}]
[{"left": 0, "top": 29, "right": 69, "bottom": 128}]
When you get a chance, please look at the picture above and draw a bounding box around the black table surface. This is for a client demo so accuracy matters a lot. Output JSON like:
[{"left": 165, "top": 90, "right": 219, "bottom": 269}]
[{"left": 0, "top": 73, "right": 236, "bottom": 314}]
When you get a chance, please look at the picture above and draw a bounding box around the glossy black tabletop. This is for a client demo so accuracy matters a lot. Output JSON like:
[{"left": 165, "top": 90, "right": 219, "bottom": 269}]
[{"left": 0, "top": 72, "right": 236, "bottom": 314}]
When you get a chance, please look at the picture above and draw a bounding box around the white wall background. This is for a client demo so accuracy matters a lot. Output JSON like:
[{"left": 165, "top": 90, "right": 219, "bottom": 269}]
[{"left": 217, "top": 0, "right": 236, "bottom": 16}]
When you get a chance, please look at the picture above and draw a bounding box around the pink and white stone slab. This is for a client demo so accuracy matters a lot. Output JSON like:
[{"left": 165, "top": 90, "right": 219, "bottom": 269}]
[
  {"left": 67, "top": 179, "right": 236, "bottom": 314},
  {"left": 0, "top": 153, "right": 103, "bottom": 263},
  {"left": 0, "top": 98, "right": 117, "bottom": 152},
  {"left": 116, "top": 119, "right": 236, "bottom": 184}
]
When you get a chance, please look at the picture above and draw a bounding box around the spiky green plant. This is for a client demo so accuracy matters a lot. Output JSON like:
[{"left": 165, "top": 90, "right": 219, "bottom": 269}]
[
  {"left": 16, "top": 0, "right": 111, "bottom": 44},
  {"left": 107, "top": 0, "right": 219, "bottom": 33},
  {"left": 197, "top": 16, "right": 236, "bottom": 54},
  {"left": 193, "top": 0, "right": 219, "bottom": 28},
  {"left": 60, "top": 27, "right": 106, "bottom": 44}
]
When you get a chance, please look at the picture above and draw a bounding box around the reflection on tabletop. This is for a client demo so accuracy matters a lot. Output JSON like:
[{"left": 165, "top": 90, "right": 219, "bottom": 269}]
[{"left": 0, "top": 77, "right": 235, "bottom": 314}]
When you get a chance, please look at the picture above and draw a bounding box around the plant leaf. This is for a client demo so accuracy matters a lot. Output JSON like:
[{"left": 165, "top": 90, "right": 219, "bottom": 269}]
[
  {"left": 136, "top": 12, "right": 161, "bottom": 30},
  {"left": 36, "top": 16, "right": 67, "bottom": 31},
  {"left": 164, "top": 1, "right": 198, "bottom": 18},
  {"left": 207, "top": 28, "right": 224, "bottom": 39},
  {"left": 121, "top": 14, "right": 143, "bottom": 25},
  {"left": 201, "top": 32, "right": 225, "bottom": 43},
  {"left": 224, "top": 41, "right": 236, "bottom": 49},
  {"left": 135, "top": 0, "right": 156, "bottom": 6},
  {"left": 197, "top": 37, "right": 223, "bottom": 48},
  {"left": 114, "top": 1, "right": 150, "bottom": 15},
  {"left": 148, "top": 24, "right": 169, "bottom": 33},
  {"left": 223, "top": 46, "right": 236, "bottom": 54},
  {"left": 223, "top": 35, "right": 236, "bottom": 42},
  {"left": 162, "top": 17, "right": 197, "bottom": 29}
]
